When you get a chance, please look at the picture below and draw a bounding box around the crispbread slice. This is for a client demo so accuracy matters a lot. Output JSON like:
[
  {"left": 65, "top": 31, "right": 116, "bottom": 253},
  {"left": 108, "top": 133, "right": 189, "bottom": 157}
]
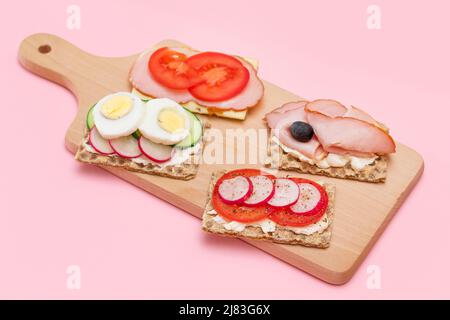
[
  {"left": 75, "top": 122, "right": 208, "bottom": 180},
  {"left": 265, "top": 132, "right": 388, "bottom": 183},
  {"left": 202, "top": 171, "right": 335, "bottom": 248}
]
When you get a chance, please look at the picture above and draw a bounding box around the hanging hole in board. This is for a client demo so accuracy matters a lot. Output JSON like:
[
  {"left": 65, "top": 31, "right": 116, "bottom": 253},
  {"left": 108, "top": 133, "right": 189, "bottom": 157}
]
[{"left": 38, "top": 45, "right": 52, "bottom": 54}]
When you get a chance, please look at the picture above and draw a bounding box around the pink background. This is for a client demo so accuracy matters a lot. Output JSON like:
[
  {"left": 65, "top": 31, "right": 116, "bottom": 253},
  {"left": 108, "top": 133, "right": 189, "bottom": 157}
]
[{"left": 1, "top": 0, "right": 449, "bottom": 299}]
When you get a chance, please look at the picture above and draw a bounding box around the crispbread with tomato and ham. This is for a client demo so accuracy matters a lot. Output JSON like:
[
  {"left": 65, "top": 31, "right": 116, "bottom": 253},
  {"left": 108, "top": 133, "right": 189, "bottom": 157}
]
[
  {"left": 129, "top": 45, "right": 264, "bottom": 120},
  {"left": 264, "top": 99, "right": 395, "bottom": 182},
  {"left": 202, "top": 169, "right": 335, "bottom": 248}
]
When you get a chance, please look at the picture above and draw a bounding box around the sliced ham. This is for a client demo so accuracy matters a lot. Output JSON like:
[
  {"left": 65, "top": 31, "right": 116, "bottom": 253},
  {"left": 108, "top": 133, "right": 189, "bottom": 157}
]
[
  {"left": 275, "top": 123, "right": 326, "bottom": 160},
  {"left": 322, "top": 146, "right": 376, "bottom": 158},
  {"left": 267, "top": 100, "right": 308, "bottom": 114},
  {"left": 129, "top": 47, "right": 264, "bottom": 111},
  {"left": 305, "top": 99, "right": 396, "bottom": 155},
  {"left": 305, "top": 99, "right": 347, "bottom": 117},
  {"left": 344, "top": 105, "right": 377, "bottom": 123},
  {"left": 345, "top": 105, "right": 389, "bottom": 132},
  {"left": 265, "top": 102, "right": 325, "bottom": 160},
  {"left": 265, "top": 101, "right": 308, "bottom": 128},
  {"left": 306, "top": 99, "right": 387, "bottom": 131}
]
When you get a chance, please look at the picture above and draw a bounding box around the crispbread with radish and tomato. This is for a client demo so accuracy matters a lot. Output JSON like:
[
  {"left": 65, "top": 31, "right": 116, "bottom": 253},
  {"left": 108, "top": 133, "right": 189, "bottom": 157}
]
[
  {"left": 264, "top": 99, "right": 394, "bottom": 182},
  {"left": 130, "top": 45, "right": 264, "bottom": 120},
  {"left": 202, "top": 169, "right": 335, "bottom": 248},
  {"left": 75, "top": 92, "right": 207, "bottom": 180}
]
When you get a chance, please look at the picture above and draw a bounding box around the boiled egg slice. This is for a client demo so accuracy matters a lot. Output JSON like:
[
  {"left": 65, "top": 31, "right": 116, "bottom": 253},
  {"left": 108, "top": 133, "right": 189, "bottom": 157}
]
[
  {"left": 93, "top": 92, "right": 145, "bottom": 139},
  {"left": 138, "top": 98, "right": 190, "bottom": 145}
]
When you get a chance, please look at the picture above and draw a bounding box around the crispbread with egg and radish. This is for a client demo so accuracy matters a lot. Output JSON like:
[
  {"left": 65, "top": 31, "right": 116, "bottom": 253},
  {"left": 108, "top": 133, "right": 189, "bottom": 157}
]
[
  {"left": 75, "top": 92, "right": 207, "bottom": 180},
  {"left": 202, "top": 169, "right": 335, "bottom": 248},
  {"left": 264, "top": 99, "right": 395, "bottom": 183},
  {"left": 129, "top": 45, "right": 264, "bottom": 120}
]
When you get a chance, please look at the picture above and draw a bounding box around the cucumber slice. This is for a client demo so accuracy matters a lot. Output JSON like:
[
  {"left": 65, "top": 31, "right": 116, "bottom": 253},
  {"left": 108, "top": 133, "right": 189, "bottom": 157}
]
[
  {"left": 175, "top": 109, "right": 202, "bottom": 148},
  {"left": 86, "top": 105, "right": 95, "bottom": 130},
  {"left": 132, "top": 130, "right": 142, "bottom": 139}
]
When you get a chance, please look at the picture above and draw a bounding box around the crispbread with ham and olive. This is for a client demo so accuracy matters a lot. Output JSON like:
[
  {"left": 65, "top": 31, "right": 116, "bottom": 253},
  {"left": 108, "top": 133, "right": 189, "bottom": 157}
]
[
  {"left": 202, "top": 169, "right": 335, "bottom": 248},
  {"left": 264, "top": 99, "right": 395, "bottom": 183},
  {"left": 129, "top": 45, "right": 264, "bottom": 120}
]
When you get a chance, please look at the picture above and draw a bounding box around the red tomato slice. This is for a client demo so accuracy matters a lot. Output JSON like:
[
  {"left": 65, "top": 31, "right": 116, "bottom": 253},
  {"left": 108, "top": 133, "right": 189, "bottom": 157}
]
[
  {"left": 269, "top": 178, "right": 328, "bottom": 227},
  {"left": 212, "top": 169, "right": 276, "bottom": 223},
  {"left": 148, "top": 47, "right": 201, "bottom": 90},
  {"left": 269, "top": 208, "right": 325, "bottom": 227},
  {"left": 186, "top": 52, "right": 250, "bottom": 102}
]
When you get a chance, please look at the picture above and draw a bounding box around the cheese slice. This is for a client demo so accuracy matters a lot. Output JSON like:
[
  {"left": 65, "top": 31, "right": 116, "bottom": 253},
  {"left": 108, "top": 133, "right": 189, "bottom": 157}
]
[{"left": 131, "top": 57, "right": 259, "bottom": 121}]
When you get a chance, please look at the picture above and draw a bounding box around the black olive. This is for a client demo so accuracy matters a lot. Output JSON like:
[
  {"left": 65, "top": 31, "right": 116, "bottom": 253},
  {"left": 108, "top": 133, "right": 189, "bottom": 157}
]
[{"left": 289, "top": 121, "right": 314, "bottom": 142}]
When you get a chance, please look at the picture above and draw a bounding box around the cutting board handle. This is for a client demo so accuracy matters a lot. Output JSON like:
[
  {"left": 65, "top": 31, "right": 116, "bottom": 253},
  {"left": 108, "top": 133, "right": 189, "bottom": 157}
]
[
  {"left": 18, "top": 33, "right": 136, "bottom": 107},
  {"left": 18, "top": 33, "right": 93, "bottom": 97},
  {"left": 18, "top": 33, "right": 137, "bottom": 152}
]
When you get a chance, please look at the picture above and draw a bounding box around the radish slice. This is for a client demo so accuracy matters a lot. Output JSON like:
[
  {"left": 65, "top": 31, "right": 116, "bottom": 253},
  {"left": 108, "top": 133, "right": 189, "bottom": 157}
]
[
  {"left": 267, "top": 178, "right": 300, "bottom": 208},
  {"left": 89, "top": 127, "right": 115, "bottom": 155},
  {"left": 138, "top": 137, "right": 173, "bottom": 163},
  {"left": 243, "top": 175, "right": 275, "bottom": 206},
  {"left": 109, "top": 136, "right": 142, "bottom": 158},
  {"left": 289, "top": 183, "right": 323, "bottom": 215},
  {"left": 218, "top": 176, "right": 253, "bottom": 204}
]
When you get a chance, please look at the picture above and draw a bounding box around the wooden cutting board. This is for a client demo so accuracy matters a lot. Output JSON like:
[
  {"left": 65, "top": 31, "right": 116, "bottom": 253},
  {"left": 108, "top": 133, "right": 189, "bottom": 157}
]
[{"left": 18, "top": 33, "right": 424, "bottom": 285}]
